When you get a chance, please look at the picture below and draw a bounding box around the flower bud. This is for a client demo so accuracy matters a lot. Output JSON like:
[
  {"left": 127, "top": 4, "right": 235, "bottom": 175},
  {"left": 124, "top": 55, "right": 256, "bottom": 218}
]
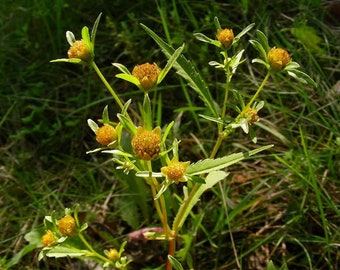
[
  {"left": 132, "top": 63, "right": 161, "bottom": 90},
  {"left": 244, "top": 107, "right": 259, "bottom": 124},
  {"left": 131, "top": 127, "right": 161, "bottom": 160},
  {"left": 217, "top": 28, "right": 234, "bottom": 49},
  {"left": 268, "top": 47, "right": 291, "bottom": 71},
  {"left": 58, "top": 215, "right": 76, "bottom": 236},
  {"left": 67, "top": 40, "right": 92, "bottom": 62},
  {"left": 161, "top": 158, "right": 190, "bottom": 184},
  {"left": 107, "top": 248, "right": 119, "bottom": 260},
  {"left": 41, "top": 230, "right": 56, "bottom": 247},
  {"left": 96, "top": 125, "right": 118, "bottom": 146}
]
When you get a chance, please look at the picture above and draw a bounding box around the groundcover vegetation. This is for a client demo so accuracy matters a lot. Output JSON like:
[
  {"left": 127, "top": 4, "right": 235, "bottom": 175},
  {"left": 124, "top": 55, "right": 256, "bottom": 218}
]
[{"left": 0, "top": 0, "right": 339, "bottom": 269}]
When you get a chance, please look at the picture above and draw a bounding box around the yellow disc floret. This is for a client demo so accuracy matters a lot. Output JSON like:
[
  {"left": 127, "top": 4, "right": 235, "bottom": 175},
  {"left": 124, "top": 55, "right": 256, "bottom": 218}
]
[
  {"left": 41, "top": 230, "right": 56, "bottom": 247},
  {"left": 131, "top": 127, "right": 161, "bottom": 160},
  {"left": 161, "top": 158, "right": 190, "bottom": 184},
  {"left": 96, "top": 124, "right": 118, "bottom": 146},
  {"left": 217, "top": 28, "right": 234, "bottom": 49},
  {"left": 268, "top": 47, "right": 291, "bottom": 71},
  {"left": 58, "top": 215, "right": 76, "bottom": 236},
  {"left": 68, "top": 40, "right": 91, "bottom": 62},
  {"left": 132, "top": 63, "right": 161, "bottom": 90},
  {"left": 107, "top": 248, "right": 119, "bottom": 260}
]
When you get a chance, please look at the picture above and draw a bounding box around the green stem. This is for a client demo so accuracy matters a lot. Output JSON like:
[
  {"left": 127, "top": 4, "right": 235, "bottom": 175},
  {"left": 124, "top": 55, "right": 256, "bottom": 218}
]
[
  {"left": 145, "top": 161, "right": 171, "bottom": 239},
  {"left": 78, "top": 232, "right": 114, "bottom": 265},
  {"left": 90, "top": 61, "right": 124, "bottom": 110},
  {"left": 243, "top": 71, "right": 270, "bottom": 112}
]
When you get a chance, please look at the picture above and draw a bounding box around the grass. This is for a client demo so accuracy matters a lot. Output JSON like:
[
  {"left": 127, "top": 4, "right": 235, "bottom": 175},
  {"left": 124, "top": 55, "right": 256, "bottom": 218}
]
[{"left": 0, "top": 0, "right": 339, "bottom": 269}]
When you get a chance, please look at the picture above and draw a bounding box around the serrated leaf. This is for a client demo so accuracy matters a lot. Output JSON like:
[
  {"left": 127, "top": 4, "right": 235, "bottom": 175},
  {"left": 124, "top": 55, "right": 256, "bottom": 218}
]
[
  {"left": 141, "top": 24, "right": 219, "bottom": 117},
  {"left": 186, "top": 145, "right": 273, "bottom": 175}
]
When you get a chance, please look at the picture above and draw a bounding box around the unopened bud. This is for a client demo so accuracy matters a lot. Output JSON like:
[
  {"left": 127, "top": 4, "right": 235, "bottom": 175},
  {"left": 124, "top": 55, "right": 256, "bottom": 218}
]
[{"left": 268, "top": 47, "right": 291, "bottom": 71}]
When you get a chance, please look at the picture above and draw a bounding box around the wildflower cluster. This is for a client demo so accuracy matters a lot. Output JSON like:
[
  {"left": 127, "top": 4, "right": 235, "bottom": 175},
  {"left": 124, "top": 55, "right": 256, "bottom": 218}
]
[
  {"left": 34, "top": 13, "right": 315, "bottom": 270},
  {"left": 39, "top": 206, "right": 130, "bottom": 269}
]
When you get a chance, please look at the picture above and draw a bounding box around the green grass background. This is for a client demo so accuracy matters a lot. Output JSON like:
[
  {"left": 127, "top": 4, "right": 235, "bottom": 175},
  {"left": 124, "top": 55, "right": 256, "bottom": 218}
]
[{"left": 0, "top": 0, "right": 339, "bottom": 269}]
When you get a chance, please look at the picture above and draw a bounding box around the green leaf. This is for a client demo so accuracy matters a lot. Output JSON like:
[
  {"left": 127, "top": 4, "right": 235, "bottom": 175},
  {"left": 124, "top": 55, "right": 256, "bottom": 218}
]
[
  {"left": 45, "top": 246, "right": 89, "bottom": 258},
  {"left": 141, "top": 23, "right": 219, "bottom": 117},
  {"left": 266, "top": 260, "right": 277, "bottom": 270},
  {"left": 168, "top": 255, "right": 184, "bottom": 270},
  {"left": 256, "top": 30, "right": 270, "bottom": 53},
  {"left": 5, "top": 244, "right": 37, "bottom": 268},
  {"left": 81, "top": 26, "right": 92, "bottom": 53},
  {"left": 186, "top": 145, "right": 273, "bottom": 175},
  {"left": 66, "top": 31, "right": 76, "bottom": 45},
  {"left": 112, "top": 62, "right": 131, "bottom": 75},
  {"left": 91, "top": 13, "right": 102, "bottom": 48},
  {"left": 117, "top": 113, "right": 137, "bottom": 135},
  {"left": 173, "top": 170, "right": 229, "bottom": 231},
  {"left": 158, "top": 44, "right": 185, "bottom": 84},
  {"left": 115, "top": 73, "right": 140, "bottom": 87},
  {"left": 193, "top": 33, "right": 220, "bottom": 47},
  {"left": 143, "top": 94, "right": 152, "bottom": 130},
  {"left": 102, "top": 105, "right": 110, "bottom": 124},
  {"left": 286, "top": 69, "right": 317, "bottom": 87},
  {"left": 250, "top": 40, "right": 268, "bottom": 63},
  {"left": 233, "top": 23, "right": 255, "bottom": 43},
  {"left": 214, "top": 17, "right": 222, "bottom": 31}
]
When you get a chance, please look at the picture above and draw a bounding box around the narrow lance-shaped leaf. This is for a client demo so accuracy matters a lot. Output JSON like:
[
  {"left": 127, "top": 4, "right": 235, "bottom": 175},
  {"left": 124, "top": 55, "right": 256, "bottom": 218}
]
[
  {"left": 91, "top": 13, "right": 102, "bottom": 48},
  {"left": 158, "top": 44, "right": 185, "bottom": 84},
  {"left": 141, "top": 23, "right": 219, "bottom": 117}
]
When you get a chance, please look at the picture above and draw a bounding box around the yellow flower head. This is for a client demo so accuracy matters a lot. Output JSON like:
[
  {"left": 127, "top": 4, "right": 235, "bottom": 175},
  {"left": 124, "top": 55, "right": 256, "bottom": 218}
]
[
  {"left": 41, "top": 230, "right": 56, "bottom": 247},
  {"left": 132, "top": 63, "right": 161, "bottom": 90},
  {"left": 58, "top": 215, "right": 76, "bottom": 236},
  {"left": 67, "top": 40, "right": 91, "bottom": 62},
  {"left": 217, "top": 28, "right": 234, "bottom": 49},
  {"left": 244, "top": 107, "right": 259, "bottom": 124},
  {"left": 161, "top": 157, "right": 190, "bottom": 184},
  {"left": 268, "top": 47, "right": 291, "bottom": 71},
  {"left": 131, "top": 127, "right": 161, "bottom": 160},
  {"left": 96, "top": 124, "right": 118, "bottom": 146},
  {"left": 106, "top": 248, "right": 119, "bottom": 260}
]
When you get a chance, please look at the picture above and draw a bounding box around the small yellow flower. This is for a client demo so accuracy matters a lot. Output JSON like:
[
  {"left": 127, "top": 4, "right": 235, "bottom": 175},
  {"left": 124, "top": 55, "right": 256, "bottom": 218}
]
[
  {"left": 132, "top": 63, "right": 161, "bottom": 90},
  {"left": 161, "top": 157, "right": 190, "bottom": 184},
  {"left": 131, "top": 127, "right": 161, "bottom": 160},
  {"left": 268, "top": 47, "right": 291, "bottom": 71},
  {"left": 106, "top": 248, "right": 119, "bottom": 260},
  {"left": 41, "top": 230, "right": 56, "bottom": 247},
  {"left": 58, "top": 215, "right": 76, "bottom": 236},
  {"left": 67, "top": 40, "right": 91, "bottom": 62},
  {"left": 217, "top": 28, "right": 234, "bottom": 49},
  {"left": 244, "top": 107, "right": 259, "bottom": 124},
  {"left": 96, "top": 124, "right": 118, "bottom": 146}
]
